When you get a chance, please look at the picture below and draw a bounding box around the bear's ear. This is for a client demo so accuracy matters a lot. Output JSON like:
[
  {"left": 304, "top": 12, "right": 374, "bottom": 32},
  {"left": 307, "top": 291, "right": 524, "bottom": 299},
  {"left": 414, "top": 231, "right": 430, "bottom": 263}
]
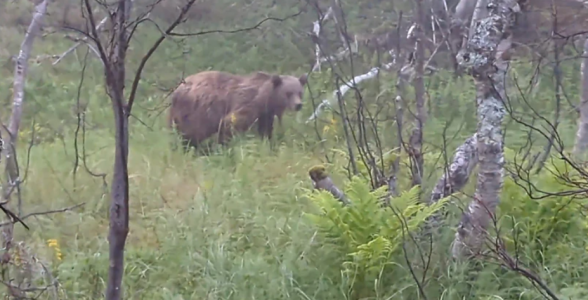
[
  {"left": 271, "top": 75, "right": 283, "bottom": 87},
  {"left": 298, "top": 74, "right": 308, "bottom": 86}
]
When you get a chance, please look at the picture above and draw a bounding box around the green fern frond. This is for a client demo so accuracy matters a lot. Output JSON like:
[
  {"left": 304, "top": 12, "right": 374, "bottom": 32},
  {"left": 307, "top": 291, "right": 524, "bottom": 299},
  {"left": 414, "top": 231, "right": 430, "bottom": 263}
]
[{"left": 304, "top": 175, "right": 450, "bottom": 293}]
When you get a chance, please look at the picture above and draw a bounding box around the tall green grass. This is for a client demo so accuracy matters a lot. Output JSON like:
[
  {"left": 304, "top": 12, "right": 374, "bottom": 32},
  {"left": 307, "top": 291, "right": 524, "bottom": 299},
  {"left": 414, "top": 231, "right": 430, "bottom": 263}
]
[{"left": 1, "top": 0, "right": 587, "bottom": 299}]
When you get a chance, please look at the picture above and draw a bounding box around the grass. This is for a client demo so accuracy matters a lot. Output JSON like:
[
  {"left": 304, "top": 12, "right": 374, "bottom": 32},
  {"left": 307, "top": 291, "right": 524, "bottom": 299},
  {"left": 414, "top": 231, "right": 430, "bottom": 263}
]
[
  {"left": 16, "top": 123, "right": 342, "bottom": 299},
  {"left": 1, "top": 0, "right": 588, "bottom": 299}
]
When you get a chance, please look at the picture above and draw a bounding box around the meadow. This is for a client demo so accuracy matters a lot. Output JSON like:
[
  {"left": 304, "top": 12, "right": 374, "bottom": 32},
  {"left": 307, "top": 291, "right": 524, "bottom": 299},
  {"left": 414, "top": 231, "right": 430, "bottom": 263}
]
[{"left": 0, "top": 0, "right": 587, "bottom": 299}]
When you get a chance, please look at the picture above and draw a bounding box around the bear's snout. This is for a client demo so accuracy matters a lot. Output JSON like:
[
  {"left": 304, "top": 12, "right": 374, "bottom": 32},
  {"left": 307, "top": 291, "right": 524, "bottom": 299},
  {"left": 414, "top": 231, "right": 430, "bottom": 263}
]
[{"left": 295, "top": 103, "right": 303, "bottom": 111}]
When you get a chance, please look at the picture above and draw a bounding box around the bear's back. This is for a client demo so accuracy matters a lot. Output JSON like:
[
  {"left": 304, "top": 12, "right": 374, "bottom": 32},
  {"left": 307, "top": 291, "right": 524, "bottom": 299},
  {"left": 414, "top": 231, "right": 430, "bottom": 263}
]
[{"left": 183, "top": 71, "right": 244, "bottom": 90}]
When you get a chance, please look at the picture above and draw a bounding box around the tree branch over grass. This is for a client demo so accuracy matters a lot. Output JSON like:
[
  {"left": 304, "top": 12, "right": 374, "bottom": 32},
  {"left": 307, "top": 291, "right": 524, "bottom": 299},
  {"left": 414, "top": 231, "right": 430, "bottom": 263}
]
[
  {"left": 52, "top": 15, "right": 108, "bottom": 65},
  {"left": 506, "top": 75, "right": 588, "bottom": 200},
  {"left": 73, "top": 1, "right": 307, "bottom": 298},
  {"left": 0, "top": 203, "right": 85, "bottom": 228},
  {"left": 478, "top": 202, "right": 562, "bottom": 300}
]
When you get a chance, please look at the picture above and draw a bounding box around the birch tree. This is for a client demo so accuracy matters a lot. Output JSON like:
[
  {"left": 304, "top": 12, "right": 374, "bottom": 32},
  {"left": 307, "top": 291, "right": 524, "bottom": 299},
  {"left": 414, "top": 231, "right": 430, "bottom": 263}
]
[
  {"left": 450, "top": 0, "right": 520, "bottom": 259},
  {"left": 572, "top": 37, "right": 588, "bottom": 158},
  {"left": 1, "top": 0, "right": 50, "bottom": 297}
]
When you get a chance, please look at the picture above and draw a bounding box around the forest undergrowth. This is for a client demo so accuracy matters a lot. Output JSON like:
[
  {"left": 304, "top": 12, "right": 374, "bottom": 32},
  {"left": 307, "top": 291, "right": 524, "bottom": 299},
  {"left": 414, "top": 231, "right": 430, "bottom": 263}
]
[{"left": 0, "top": 0, "right": 587, "bottom": 299}]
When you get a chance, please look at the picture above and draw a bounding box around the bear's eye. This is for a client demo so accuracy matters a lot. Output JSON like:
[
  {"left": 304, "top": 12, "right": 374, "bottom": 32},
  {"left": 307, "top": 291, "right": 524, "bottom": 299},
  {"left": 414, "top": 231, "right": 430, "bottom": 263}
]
[{"left": 286, "top": 92, "right": 293, "bottom": 98}]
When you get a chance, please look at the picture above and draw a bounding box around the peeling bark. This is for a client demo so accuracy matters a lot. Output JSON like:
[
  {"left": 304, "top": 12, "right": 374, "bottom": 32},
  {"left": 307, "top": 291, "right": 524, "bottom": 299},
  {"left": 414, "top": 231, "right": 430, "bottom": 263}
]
[
  {"left": 430, "top": 134, "right": 478, "bottom": 204},
  {"left": 451, "top": 0, "right": 519, "bottom": 259},
  {"left": 573, "top": 37, "right": 588, "bottom": 158},
  {"left": 311, "top": 7, "right": 333, "bottom": 72}
]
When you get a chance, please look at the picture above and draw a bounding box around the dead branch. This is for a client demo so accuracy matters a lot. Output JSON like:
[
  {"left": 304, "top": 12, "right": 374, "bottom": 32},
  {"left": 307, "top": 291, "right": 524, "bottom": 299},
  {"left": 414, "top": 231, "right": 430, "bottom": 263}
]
[
  {"left": 52, "top": 16, "right": 108, "bottom": 65},
  {"left": 481, "top": 200, "right": 561, "bottom": 300},
  {"left": 306, "top": 62, "right": 394, "bottom": 123},
  {"left": 0, "top": 203, "right": 85, "bottom": 228}
]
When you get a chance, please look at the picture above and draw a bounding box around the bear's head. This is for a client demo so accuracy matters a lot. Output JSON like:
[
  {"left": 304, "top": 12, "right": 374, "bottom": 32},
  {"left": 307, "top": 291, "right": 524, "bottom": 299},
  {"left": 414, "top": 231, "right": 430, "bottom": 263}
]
[{"left": 269, "top": 74, "right": 308, "bottom": 112}]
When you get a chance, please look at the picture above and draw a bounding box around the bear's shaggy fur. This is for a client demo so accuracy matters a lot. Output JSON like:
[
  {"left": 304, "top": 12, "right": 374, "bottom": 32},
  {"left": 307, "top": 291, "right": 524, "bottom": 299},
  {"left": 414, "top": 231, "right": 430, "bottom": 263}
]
[{"left": 168, "top": 70, "right": 307, "bottom": 149}]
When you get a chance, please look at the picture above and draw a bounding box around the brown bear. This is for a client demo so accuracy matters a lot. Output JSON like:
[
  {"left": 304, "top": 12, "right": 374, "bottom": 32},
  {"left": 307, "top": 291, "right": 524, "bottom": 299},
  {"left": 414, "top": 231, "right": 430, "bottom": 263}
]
[{"left": 167, "top": 70, "right": 307, "bottom": 150}]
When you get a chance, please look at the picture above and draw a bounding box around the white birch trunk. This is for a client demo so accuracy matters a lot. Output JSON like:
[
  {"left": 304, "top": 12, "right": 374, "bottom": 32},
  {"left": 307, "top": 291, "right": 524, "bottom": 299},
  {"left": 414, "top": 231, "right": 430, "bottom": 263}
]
[
  {"left": 1, "top": 1, "right": 49, "bottom": 297},
  {"left": 430, "top": 134, "right": 478, "bottom": 204},
  {"left": 451, "top": 0, "right": 519, "bottom": 259},
  {"left": 311, "top": 7, "right": 333, "bottom": 72},
  {"left": 573, "top": 37, "right": 588, "bottom": 158}
]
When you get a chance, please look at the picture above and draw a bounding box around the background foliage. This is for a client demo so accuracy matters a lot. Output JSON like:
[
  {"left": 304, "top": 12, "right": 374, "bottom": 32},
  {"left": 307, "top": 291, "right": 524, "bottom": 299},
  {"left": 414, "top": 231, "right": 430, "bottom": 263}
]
[{"left": 0, "top": 0, "right": 587, "bottom": 299}]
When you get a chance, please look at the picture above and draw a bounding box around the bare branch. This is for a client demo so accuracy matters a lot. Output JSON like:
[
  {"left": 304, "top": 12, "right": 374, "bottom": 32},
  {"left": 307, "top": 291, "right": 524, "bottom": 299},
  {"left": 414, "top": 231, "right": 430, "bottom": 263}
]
[
  {"left": 0, "top": 203, "right": 85, "bottom": 227},
  {"left": 167, "top": 14, "right": 304, "bottom": 37},
  {"left": 52, "top": 16, "right": 108, "bottom": 65},
  {"left": 126, "top": 0, "right": 198, "bottom": 116},
  {"left": 306, "top": 62, "right": 394, "bottom": 123}
]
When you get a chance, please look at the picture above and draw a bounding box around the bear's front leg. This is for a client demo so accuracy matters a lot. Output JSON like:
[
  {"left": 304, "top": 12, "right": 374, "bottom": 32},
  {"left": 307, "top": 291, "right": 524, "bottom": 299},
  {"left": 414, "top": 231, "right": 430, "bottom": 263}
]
[
  {"left": 216, "top": 117, "right": 236, "bottom": 146},
  {"left": 257, "top": 112, "right": 275, "bottom": 141}
]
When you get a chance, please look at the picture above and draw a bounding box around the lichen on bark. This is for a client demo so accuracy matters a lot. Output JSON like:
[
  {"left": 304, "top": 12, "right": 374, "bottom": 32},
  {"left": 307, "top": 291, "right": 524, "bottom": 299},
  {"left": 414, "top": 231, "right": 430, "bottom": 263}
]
[
  {"left": 429, "top": 134, "right": 478, "bottom": 205},
  {"left": 451, "top": 0, "right": 520, "bottom": 259}
]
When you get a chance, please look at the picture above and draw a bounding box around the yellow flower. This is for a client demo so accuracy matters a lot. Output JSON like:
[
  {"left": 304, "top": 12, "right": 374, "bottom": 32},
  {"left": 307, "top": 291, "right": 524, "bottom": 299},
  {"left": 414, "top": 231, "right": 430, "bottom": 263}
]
[
  {"left": 13, "top": 248, "right": 22, "bottom": 267},
  {"left": 47, "top": 238, "right": 62, "bottom": 261},
  {"left": 323, "top": 117, "right": 337, "bottom": 134},
  {"left": 201, "top": 180, "right": 214, "bottom": 192}
]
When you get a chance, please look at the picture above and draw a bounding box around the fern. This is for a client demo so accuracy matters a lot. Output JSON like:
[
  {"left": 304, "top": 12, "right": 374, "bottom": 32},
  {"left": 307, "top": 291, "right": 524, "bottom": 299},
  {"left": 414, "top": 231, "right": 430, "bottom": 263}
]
[{"left": 304, "top": 176, "right": 449, "bottom": 296}]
